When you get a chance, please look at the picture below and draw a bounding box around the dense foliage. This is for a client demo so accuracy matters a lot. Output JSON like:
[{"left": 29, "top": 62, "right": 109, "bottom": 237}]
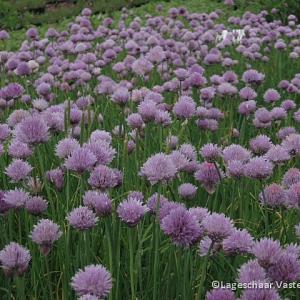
[
  {"left": 0, "top": 0, "right": 155, "bottom": 30},
  {"left": 0, "top": 1, "right": 300, "bottom": 300}
]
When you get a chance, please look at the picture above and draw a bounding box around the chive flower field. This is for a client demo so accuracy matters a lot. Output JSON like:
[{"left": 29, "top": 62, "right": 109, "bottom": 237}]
[{"left": 0, "top": 2, "right": 300, "bottom": 300}]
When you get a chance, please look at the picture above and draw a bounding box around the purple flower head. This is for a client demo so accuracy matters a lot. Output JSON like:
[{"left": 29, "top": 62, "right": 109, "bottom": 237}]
[
  {"left": 37, "top": 83, "right": 51, "bottom": 97},
  {"left": 159, "top": 201, "right": 185, "bottom": 222},
  {"left": 85, "top": 141, "right": 116, "bottom": 165},
  {"left": 179, "top": 143, "right": 197, "bottom": 161},
  {"left": 76, "top": 96, "right": 94, "bottom": 110},
  {"left": 244, "top": 157, "right": 273, "bottom": 180},
  {"left": 70, "top": 108, "right": 83, "bottom": 125},
  {"left": 0, "top": 242, "right": 31, "bottom": 277},
  {"left": 254, "top": 108, "right": 272, "bottom": 124},
  {"left": 139, "top": 153, "right": 177, "bottom": 185},
  {"left": 0, "top": 124, "right": 10, "bottom": 141},
  {"left": 275, "top": 40, "right": 286, "bottom": 50},
  {"left": 154, "top": 110, "right": 172, "bottom": 127},
  {"left": 286, "top": 182, "right": 300, "bottom": 208},
  {"left": 285, "top": 242, "right": 300, "bottom": 257},
  {"left": 14, "top": 115, "right": 49, "bottom": 145},
  {"left": 46, "top": 27, "right": 58, "bottom": 38},
  {"left": 0, "top": 30, "right": 9, "bottom": 40},
  {"left": 267, "top": 251, "right": 300, "bottom": 283},
  {"left": 264, "top": 145, "right": 290, "bottom": 164},
  {"left": 198, "top": 236, "right": 222, "bottom": 257},
  {"left": 242, "top": 69, "right": 264, "bottom": 85},
  {"left": 188, "top": 207, "right": 209, "bottom": 223},
  {"left": 127, "top": 113, "right": 144, "bottom": 129},
  {"left": 161, "top": 206, "right": 203, "bottom": 247},
  {"left": 206, "top": 288, "right": 236, "bottom": 300},
  {"left": 217, "top": 83, "right": 238, "bottom": 97},
  {"left": 200, "top": 87, "right": 216, "bottom": 102},
  {"left": 16, "top": 62, "right": 31, "bottom": 76},
  {"left": 253, "top": 120, "right": 270, "bottom": 132},
  {"left": 112, "top": 62, "right": 126, "bottom": 74},
  {"left": 89, "top": 130, "right": 112, "bottom": 144},
  {"left": 277, "top": 127, "right": 296, "bottom": 140},
  {"left": 7, "top": 110, "right": 29, "bottom": 127},
  {"left": 197, "top": 106, "right": 214, "bottom": 122},
  {"left": 174, "top": 68, "right": 189, "bottom": 81},
  {"left": 5, "top": 159, "right": 32, "bottom": 182},
  {"left": 117, "top": 197, "right": 149, "bottom": 227},
  {"left": 252, "top": 238, "right": 283, "bottom": 268},
  {"left": 207, "top": 108, "right": 224, "bottom": 121},
  {"left": 65, "top": 148, "right": 96, "bottom": 173},
  {"left": 55, "top": 138, "right": 80, "bottom": 159},
  {"left": 67, "top": 206, "right": 98, "bottom": 231},
  {"left": 127, "top": 140, "right": 136, "bottom": 153},
  {"left": 226, "top": 159, "right": 244, "bottom": 179},
  {"left": 223, "top": 229, "right": 254, "bottom": 255},
  {"left": 128, "top": 191, "right": 144, "bottom": 202},
  {"left": 30, "top": 219, "right": 62, "bottom": 255},
  {"left": 259, "top": 183, "right": 287, "bottom": 207},
  {"left": 263, "top": 89, "right": 280, "bottom": 103},
  {"left": 2, "top": 83, "right": 24, "bottom": 99},
  {"left": 189, "top": 72, "right": 207, "bottom": 87},
  {"left": 200, "top": 143, "right": 222, "bottom": 162},
  {"left": 83, "top": 190, "right": 112, "bottom": 217},
  {"left": 25, "top": 196, "right": 48, "bottom": 215},
  {"left": 71, "top": 264, "right": 112, "bottom": 298},
  {"left": 3, "top": 188, "right": 29, "bottom": 209},
  {"left": 132, "top": 57, "right": 153, "bottom": 76},
  {"left": 194, "top": 162, "right": 223, "bottom": 194},
  {"left": 239, "top": 87, "right": 257, "bottom": 100},
  {"left": 204, "top": 53, "right": 221, "bottom": 65},
  {"left": 138, "top": 100, "right": 157, "bottom": 122},
  {"left": 6, "top": 59, "right": 18, "bottom": 71},
  {"left": 271, "top": 107, "right": 287, "bottom": 121},
  {"left": 278, "top": 80, "right": 289, "bottom": 89},
  {"left": 82, "top": 8, "right": 92, "bottom": 16},
  {"left": 178, "top": 183, "right": 198, "bottom": 199},
  {"left": 112, "top": 168, "right": 123, "bottom": 188},
  {"left": 238, "top": 100, "right": 257, "bottom": 115},
  {"left": 46, "top": 168, "right": 64, "bottom": 191},
  {"left": 146, "top": 193, "right": 169, "bottom": 214},
  {"left": 201, "top": 213, "right": 234, "bottom": 242},
  {"left": 26, "top": 27, "right": 38, "bottom": 40},
  {"left": 147, "top": 91, "right": 164, "bottom": 104},
  {"left": 168, "top": 7, "right": 179, "bottom": 18},
  {"left": 112, "top": 87, "right": 130, "bottom": 105},
  {"left": 172, "top": 96, "right": 196, "bottom": 119},
  {"left": 224, "top": 0, "right": 234, "bottom": 6},
  {"left": 223, "top": 71, "right": 238, "bottom": 84},
  {"left": 88, "top": 165, "right": 120, "bottom": 190},
  {"left": 282, "top": 133, "right": 300, "bottom": 156},
  {"left": 223, "top": 144, "right": 251, "bottom": 163},
  {"left": 237, "top": 259, "right": 266, "bottom": 284},
  {"left": 249, "top": 135, "right": 272, "bottom": 155},
  {"left": 33, "top": 99, "right": 49, "bottom": 111},
  {"left": 282, "top": 168, "right": 300, "bottom": 188},
  {"left": 146, "top": 46, "right": 166, "bottom": 64}
]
